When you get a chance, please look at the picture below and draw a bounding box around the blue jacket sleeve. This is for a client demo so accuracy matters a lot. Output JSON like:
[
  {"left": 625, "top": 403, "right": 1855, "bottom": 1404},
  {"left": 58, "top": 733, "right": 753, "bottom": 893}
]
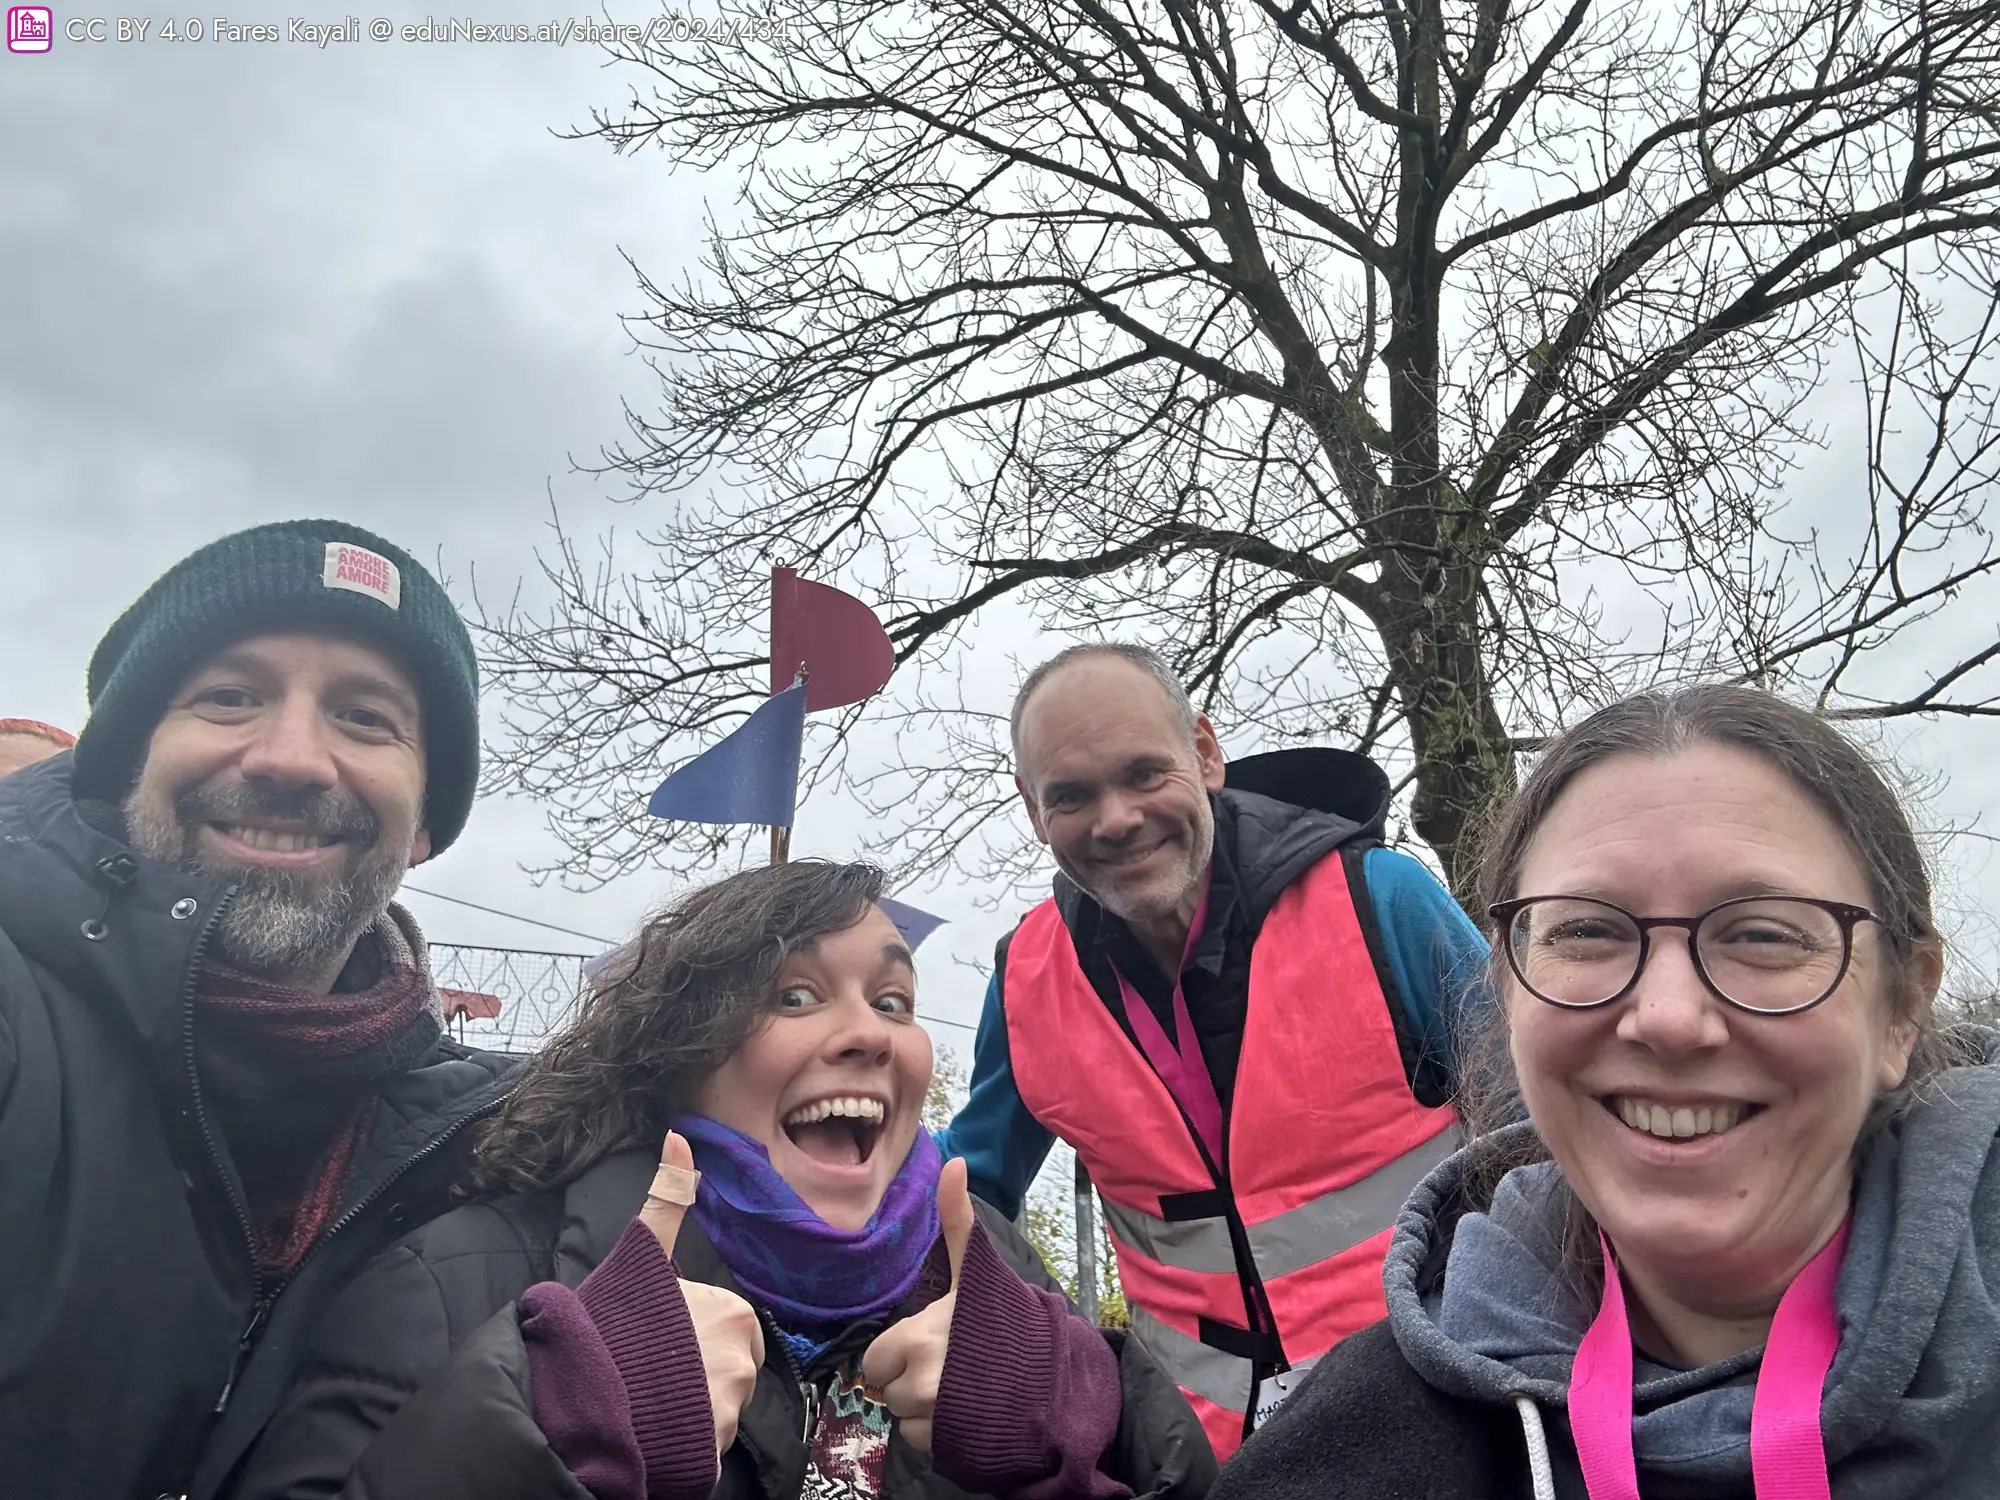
[
  {"left": 1360, "top": 846, "right": 1494, "bottom": 1093},
  {"left": 935, "top": 968, "right": 1055, "bottom": 1221}
]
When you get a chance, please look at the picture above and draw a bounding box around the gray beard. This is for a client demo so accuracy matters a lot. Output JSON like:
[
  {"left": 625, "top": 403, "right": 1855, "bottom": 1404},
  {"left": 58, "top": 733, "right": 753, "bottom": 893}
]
[
  {"left": 1087, "top": 816, "right": 1217, "bottom": 929},
  {"left": 209, "top": 866, "right": 380, "bottom": 977},
  {"left": 122, "top": 785, "right": 407, "bottom": 982}
]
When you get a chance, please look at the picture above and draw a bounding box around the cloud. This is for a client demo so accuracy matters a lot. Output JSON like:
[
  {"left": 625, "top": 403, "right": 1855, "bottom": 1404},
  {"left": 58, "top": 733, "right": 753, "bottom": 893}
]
[
  {"left": 0, "top": 19, "right": 1006, "bottom": 1048},
  {"left": 12, "top": 10, "right": 1998, "bottom": 1067}
]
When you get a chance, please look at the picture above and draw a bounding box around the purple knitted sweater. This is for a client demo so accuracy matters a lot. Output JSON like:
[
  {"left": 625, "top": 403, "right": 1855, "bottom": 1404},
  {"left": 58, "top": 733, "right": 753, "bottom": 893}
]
[{"left": 519, "top": 1216, "right": 1131, "bottom": 1500}]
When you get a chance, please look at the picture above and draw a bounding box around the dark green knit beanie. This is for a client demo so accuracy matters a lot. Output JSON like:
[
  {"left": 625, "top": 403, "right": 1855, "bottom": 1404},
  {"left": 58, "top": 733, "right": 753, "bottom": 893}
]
[{"left": 73, "top": 519, "right": 481, "bottom": 854}]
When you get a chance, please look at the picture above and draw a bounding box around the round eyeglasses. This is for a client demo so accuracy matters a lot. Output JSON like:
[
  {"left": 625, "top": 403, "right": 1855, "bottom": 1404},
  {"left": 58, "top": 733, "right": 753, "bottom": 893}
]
[{"left": 1487, "top": 895, "right": 1880, "bottom": 1016}]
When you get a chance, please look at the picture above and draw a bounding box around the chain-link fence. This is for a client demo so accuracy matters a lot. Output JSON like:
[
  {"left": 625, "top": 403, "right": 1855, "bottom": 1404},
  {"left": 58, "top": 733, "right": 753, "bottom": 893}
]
[{"left": 428, "top": 942, "right": 590, "bottom": 1054}]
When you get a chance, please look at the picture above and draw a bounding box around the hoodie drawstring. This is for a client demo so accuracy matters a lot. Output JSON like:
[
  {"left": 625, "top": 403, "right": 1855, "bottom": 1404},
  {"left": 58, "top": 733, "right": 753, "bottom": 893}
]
[
  {"left": 80, "top": 852, "right": 139, "bottom": 941},
  {"left": 1513, "top": 1393, "right": 1557, "bottom": 1500}
]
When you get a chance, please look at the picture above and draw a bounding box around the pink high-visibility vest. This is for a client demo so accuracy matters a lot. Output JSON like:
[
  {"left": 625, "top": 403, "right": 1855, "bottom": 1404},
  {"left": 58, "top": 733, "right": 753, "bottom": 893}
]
[{"left": 1005, "top": 852, "right": 1459, "bottom": 1459}]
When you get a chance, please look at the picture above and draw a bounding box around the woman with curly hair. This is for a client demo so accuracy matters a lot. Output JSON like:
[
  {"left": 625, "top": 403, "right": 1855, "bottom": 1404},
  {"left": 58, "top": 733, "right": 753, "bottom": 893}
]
[{"left": 231, "top": 859, "right": 1216, "bottom": 1500}]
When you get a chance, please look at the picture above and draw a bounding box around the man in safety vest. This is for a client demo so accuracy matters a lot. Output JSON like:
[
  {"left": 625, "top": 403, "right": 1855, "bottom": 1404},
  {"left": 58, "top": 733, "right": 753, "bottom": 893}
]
[{"left": 939, "top": 643, "right": 1489, "bottom": 1459}]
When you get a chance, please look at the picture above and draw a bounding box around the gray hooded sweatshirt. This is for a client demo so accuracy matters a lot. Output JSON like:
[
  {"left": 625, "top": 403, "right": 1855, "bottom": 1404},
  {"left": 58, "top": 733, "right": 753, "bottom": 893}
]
[{"left": 1383, "top": 1031, "right": 2000, "bottom": 1499}]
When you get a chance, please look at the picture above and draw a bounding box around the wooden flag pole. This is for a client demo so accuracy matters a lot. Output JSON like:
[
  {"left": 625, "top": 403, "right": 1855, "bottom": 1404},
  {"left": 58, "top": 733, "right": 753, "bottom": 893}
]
[{"left": 766, "top": 665, "right": 806, "bottom": 867}]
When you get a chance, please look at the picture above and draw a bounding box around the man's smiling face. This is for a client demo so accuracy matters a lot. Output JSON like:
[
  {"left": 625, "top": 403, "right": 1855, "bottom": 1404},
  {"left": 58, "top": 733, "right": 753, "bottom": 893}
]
[
  {"left": 123, "top": 632, "right": 431, "bottom": 989},
  {"left": 1014, "top": 655, "right": 1224, "bottom": 933}
]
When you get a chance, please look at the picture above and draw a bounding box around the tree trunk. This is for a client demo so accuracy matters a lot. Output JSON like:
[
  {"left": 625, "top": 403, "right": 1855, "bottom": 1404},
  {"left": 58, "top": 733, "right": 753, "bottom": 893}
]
[
  {"left": 1364, "top": 1, "right": 1516, "bottom": 903},
  {"left": 1376, "top": 569, "right": 1516, "bottom": 903}
]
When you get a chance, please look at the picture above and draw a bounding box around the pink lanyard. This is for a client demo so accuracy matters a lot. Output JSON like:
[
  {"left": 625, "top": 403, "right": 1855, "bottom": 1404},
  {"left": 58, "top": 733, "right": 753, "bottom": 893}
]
[
  {"left": 1112, "top": 884, "right": 1226, "bottom": 1166},
  {"left": 1569, "top": 1222, "right": 1848, "bottom": 1500}
]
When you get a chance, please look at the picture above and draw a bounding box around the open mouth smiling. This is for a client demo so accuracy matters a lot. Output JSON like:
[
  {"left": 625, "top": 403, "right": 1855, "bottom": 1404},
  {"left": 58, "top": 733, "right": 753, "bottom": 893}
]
[
  {"left": 1602, "top": 1094, "right": 1767, "bottom": 1141},
  {"left": 780, "top": 1095, "right": 888, "bottom": 1169},
  {"left": 1096, "top": 838, "right": 1170, "bottom": 869},
  {"left": 211, "top": 823, "right": 343, "bottom": 854}
]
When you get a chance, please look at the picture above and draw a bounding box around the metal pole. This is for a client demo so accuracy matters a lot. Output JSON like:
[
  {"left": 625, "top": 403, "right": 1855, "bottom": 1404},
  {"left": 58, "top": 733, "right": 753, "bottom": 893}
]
[
  {"left": 1074, "top": 1156, "right": 1100, "bottom": 1325},
  {"left": 768, "top": 825, "right": 791, "bottom": 865}
]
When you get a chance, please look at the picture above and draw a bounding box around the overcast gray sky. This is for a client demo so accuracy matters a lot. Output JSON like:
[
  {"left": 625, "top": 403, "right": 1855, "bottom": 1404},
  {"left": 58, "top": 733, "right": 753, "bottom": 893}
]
[
  {"left": 6, "top": 3, "right": 2000, "bottom": 1088},
  {"left": 0, "top": 11, "right": 1020, "bottom": 1063}
]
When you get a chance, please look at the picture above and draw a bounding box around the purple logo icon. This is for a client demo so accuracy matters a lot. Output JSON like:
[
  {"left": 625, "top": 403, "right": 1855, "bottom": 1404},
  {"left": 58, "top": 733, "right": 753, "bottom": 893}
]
[{"left": 6, "top": 6, "right": 52, "bottom": 51}]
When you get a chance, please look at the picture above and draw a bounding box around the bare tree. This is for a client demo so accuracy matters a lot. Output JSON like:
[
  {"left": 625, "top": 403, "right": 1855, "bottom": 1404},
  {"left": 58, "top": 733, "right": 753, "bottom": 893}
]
[{"left": 479, "top": 0, "right": 2000, "bottom": 898}]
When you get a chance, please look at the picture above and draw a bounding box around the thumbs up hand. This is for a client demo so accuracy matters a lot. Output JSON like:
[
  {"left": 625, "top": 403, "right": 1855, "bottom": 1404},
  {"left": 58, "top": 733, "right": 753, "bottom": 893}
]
[
  {"left": 640, "top": 1132, "right": 766, "bottom": 1461},
  {"left": 859, "top": 1157, "right": 978, "bottom": 1458}
]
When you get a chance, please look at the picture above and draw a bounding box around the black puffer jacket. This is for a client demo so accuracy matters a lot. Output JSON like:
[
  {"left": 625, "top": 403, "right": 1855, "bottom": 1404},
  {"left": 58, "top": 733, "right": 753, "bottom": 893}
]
[
  {"left": 0, "top": 754, "right": 517, "bottom": 1500},
  {"left": 231, "top": 1147, "right": 1219, "bottom": 1500}
]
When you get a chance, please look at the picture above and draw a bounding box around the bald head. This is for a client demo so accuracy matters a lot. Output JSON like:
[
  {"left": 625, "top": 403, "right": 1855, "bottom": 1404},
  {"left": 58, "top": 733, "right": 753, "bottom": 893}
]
[
  {"left": 0, "top": 720, "right": 75, "bottom": 778},
  {"left": 1009, "top": 644, "right": 1197, "bottom": 767},
  {"left": 1012, "top": 649, "right": 1224, "bottom": 959}
]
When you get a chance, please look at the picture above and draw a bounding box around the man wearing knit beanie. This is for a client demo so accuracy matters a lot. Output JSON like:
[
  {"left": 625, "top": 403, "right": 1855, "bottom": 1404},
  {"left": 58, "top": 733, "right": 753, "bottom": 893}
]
[{"left": 0, "top": 520, "right": 516, "bottom": 1500}]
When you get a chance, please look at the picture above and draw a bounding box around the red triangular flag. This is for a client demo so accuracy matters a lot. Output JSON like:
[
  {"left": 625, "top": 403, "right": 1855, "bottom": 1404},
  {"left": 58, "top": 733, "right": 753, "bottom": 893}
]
[
  {"left": 771, "top": 567, "right": 897, "bottom": 711},
  {"left": 439, "top": 988, "right": 504, "bottom": 1022}
]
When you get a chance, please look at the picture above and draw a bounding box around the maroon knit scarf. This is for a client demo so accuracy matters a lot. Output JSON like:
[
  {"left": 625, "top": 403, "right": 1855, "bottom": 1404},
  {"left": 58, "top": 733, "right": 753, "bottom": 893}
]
[{"left": 195, "top": 910, "right": 441, "bottom": 1278}]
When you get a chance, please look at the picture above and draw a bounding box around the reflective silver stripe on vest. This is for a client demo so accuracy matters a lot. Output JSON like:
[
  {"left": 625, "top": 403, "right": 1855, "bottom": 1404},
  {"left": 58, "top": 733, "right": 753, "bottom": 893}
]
[
  {"left": 1100, "top": 1198, "right": 1238, "bottom": 1275},
  {"left": 1101, "top": 1126, "right": 1461, "bottom": 1282},
  {"left": 1247, "top": 1125, "right": 1460, "bottom": 1280},
  {"left": 1126, "top": 1303, "right": 1254, "bottom": 1415}
]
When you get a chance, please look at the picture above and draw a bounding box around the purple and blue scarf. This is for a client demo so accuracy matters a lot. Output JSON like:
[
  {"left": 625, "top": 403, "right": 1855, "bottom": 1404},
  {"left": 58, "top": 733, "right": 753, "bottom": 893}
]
[{"left": 671, "top": 1112, "right": 943, "bottom": 1349}]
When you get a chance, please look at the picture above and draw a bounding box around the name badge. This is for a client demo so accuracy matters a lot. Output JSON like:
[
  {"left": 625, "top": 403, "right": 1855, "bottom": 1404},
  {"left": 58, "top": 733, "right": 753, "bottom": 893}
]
[{"left": 1251, "top": 1355, "right": 1320, "bottom": 1429}]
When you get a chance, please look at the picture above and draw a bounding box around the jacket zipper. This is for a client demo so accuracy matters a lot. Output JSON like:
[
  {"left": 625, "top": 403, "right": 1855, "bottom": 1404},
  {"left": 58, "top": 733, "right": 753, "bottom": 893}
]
[
  {"left": 210, "top": 1083, "right": 515, "bottom": 1414},
  {"left": 181, "top": 887, "right": 516, "bottom": 1415},
  {"left": 170, "top": 887, "right": 272, "bottom": 1416},
  {"left": 758, "top": 1308, "right": 815, "bottom": 1446}
]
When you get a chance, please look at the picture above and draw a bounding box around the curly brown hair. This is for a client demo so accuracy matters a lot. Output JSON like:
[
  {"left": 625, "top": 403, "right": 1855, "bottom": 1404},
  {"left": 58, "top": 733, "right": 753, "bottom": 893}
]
[{"left": 462, "top": 859, "right": 886, "bottom": 1199}]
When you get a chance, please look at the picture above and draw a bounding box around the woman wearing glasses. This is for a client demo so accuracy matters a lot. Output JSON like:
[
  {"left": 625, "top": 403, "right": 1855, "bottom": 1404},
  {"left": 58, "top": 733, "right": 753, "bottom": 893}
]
[{"left": 1212, "top": 685, "right": 2000, "bottom": 1499}]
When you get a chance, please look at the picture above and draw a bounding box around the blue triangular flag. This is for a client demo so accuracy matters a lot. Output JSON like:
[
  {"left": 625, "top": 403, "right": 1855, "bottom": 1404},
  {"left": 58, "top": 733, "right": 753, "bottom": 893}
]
[
  {"left": 648, "top": 684, "right": 807, "bottom": 827},
  {"left": 878, "top": 896, "right": 947, "bottom": 951}
]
